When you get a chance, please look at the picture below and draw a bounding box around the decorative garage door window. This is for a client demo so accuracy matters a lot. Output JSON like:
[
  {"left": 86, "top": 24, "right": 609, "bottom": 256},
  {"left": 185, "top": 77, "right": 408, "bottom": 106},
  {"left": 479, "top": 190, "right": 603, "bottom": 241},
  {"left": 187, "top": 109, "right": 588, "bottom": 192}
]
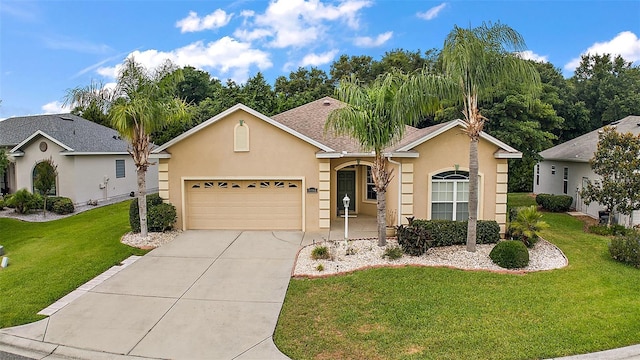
[{"left": 431, "top": 170, "right": 469, "bottom": 221}]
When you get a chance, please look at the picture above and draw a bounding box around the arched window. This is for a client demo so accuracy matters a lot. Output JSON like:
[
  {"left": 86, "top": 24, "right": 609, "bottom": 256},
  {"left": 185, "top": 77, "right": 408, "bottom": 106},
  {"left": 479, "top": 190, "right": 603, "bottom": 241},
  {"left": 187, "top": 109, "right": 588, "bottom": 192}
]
[
  {"left": 32, "top": 162, "right": 57, "bottom": 196},
  {"left": 431, "top": 170, "right": 469, "bottom": 221}
]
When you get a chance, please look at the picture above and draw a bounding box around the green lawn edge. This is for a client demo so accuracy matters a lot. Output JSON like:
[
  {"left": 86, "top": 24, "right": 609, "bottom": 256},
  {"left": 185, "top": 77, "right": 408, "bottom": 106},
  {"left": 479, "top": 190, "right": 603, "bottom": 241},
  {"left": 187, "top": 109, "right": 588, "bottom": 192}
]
[
  {"left": 274, "top": 193, "right": 640, "bottom": 360},
  {"left": 0, "top": 201, "right": 148, "bottom": 328}
]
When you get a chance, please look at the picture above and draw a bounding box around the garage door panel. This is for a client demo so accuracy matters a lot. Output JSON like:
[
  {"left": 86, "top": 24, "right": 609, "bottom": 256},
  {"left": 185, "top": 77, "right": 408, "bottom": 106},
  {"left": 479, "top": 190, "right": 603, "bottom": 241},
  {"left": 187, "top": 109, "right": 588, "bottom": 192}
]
[{"left": 186, "top": 180, "right": 302, "bottom": 230}]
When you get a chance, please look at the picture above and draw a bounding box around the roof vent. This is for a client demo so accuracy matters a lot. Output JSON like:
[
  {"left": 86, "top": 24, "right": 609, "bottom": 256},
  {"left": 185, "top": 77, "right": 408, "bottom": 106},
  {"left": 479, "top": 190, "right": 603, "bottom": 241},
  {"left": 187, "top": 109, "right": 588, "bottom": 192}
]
[
  {"left": 112, "top": 135, "right": 121, "bottom": 140},
  {"left": 60, "top": 115, "right": 73, "bottom": 121},
  {"left": 611, "top": 120, "right": 621, "bottom": 125},
  {"left": 323, "top": 99, "right": 331, "bottom": 106}
]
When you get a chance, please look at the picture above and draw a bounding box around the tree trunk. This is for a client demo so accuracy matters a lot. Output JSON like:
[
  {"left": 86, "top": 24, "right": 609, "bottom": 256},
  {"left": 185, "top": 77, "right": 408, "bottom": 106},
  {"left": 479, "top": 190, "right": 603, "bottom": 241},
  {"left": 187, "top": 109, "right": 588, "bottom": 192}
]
[
  {"left": 43, "top": 196, "right": 47, "bottom": 219},
  {"left": 137, "top": 168, "right": 148, "bottom": 238},
  {"left": 377, "top": 188, "right": 387, "bottom": 247},
  {"left": 467, "top": 137, "right": 479, "bottom": 252}
]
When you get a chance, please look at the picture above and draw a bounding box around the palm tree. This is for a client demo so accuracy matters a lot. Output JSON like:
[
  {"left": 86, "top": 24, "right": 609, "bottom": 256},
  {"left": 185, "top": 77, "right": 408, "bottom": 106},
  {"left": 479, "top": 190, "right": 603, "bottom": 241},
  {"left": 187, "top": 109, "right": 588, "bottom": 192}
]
[
  {"left": 65, "top": 58, "right": 189, "bottom": 237},
  {"left": 404, "top": 22, "right": 540, "bottom": 252},
  {"left": 326, "top": 73, "right": 440, "bottom": 246}
]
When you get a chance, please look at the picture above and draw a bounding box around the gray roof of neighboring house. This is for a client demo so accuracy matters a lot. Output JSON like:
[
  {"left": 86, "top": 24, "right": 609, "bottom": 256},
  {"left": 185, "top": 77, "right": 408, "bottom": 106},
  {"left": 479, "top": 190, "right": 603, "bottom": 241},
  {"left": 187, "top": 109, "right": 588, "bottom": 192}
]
[
  {"left": 540, "top": 115, "right": 640, "bottom": 162},
  {"left": 0, "top": 113, "right": 130, "bottom": 153}
]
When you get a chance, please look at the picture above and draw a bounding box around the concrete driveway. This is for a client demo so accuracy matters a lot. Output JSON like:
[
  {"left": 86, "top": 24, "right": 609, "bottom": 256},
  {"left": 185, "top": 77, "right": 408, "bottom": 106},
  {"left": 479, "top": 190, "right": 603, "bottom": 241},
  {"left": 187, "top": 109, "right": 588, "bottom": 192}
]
[{"left": 0, "top": 230, "right": 304, "bottom": 360}]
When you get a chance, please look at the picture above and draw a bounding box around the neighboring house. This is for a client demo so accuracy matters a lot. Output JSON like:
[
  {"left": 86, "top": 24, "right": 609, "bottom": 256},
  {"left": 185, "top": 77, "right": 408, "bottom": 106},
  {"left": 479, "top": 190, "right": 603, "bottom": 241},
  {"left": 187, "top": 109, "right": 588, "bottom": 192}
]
[
  {"left": 533, "top": 115, "right": 640, "bottom": 226},
  {"left": 0, "top": 113, "right": 158, "bottom": 205},
  {"left": 152, "top": 97, "right": 521, "bottom": 234}
]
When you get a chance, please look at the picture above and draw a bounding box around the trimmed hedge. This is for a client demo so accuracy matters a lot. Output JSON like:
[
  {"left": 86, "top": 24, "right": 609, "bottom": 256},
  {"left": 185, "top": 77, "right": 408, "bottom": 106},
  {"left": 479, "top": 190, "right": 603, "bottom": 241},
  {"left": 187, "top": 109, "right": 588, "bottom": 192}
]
[
  {"left": 535, "top": 193, "right": 573, "bottom": 212},
  {"left": 609, "top": 234, "right": 640, "bottom": 268},
  {"left": 489, "top": 240, "right": 530, "bottom": 269},
  {"left": 45, "top": 196, "right": 75, "bottom": 214},
  {"left": 52, "top": 197, "right": 74, "bottom": 215},
  {"left": 129, "top": 193, "right": 176, "bottom": 233},
  {"left": 397, "top": 219, "right": 500, "bottom": 255}
]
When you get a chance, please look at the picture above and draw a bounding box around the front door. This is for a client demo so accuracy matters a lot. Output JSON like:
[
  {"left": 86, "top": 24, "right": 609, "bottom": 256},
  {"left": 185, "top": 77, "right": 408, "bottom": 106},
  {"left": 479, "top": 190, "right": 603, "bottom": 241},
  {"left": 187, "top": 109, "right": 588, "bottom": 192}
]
[{"left": 337, "top": 170, "right": 356, "bottom": 214}]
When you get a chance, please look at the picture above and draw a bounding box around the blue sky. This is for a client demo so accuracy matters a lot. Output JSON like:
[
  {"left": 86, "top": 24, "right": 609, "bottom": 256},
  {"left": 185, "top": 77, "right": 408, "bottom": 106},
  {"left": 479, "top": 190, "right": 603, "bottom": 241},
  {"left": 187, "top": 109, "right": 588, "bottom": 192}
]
[{"left": 1, "top": 0, "right": 639, "bottom": 118}]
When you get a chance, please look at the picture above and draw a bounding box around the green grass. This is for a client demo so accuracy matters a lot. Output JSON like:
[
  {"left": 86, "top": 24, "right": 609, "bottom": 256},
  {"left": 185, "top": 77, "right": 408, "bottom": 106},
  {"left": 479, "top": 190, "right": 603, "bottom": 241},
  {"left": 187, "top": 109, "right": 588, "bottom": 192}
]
[
  {"left": 0, "top": 201, "right": 147, "bottom": 328},
  {"left": 274, "top": 193, "right": 640, "bottom": 360}
]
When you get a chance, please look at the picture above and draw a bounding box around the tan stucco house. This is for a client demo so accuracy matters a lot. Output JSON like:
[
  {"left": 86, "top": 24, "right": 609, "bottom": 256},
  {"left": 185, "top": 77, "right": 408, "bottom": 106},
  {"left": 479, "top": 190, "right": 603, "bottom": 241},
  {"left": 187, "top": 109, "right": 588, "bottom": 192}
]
[
  {"left": 0, "top": 114, "right": 158, "bottom": 205},
  {"left": 152, "top": 97, "right": 521, "bottom": 234}
]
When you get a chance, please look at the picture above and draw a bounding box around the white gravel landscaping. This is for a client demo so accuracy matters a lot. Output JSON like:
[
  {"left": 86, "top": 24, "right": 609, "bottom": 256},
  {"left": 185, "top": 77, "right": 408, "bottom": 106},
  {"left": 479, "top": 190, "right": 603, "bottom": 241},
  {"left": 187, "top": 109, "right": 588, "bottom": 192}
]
[
  {"left": 294, "top": 238, "right": 568, "bottom": 277},
  {"left": 120, "top": 230, "right": 181, "bottom": 249}
]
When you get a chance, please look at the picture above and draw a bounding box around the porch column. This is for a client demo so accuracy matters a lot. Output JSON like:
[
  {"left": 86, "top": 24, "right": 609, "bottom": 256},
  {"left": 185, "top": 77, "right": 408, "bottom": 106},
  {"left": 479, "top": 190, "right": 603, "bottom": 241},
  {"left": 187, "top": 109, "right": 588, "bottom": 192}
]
[
  {"left": 495, "top": 161, "right": 509, "bottom": 236},
  {"left": 158, "top": 159, "right": 169, "bottom": 203},
  {"left": 400, "top": 163, "right": 414, "bottom": 225},
  {"left": 319, "top": 161, "right": 331, "bottom": 229}
]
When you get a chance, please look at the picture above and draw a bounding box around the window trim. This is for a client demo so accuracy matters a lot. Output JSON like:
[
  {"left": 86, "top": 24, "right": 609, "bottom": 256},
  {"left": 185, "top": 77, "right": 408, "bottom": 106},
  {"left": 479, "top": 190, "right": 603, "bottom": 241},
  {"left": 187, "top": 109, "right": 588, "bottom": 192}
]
[
  {"left": 428, "top": 168, "right": 484, "bottom": 221},
  {"left": 115, "top": 159, "right": 126, "bottom": 179},
  {"left": 364, "top": 166, "right": 376, "bottom": 202}
]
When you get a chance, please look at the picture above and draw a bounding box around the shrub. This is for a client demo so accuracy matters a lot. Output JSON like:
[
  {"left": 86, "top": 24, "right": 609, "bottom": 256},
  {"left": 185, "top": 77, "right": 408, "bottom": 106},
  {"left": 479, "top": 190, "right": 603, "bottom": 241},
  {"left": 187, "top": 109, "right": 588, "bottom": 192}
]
[
  {"left": 129, "top": 193, "right": 165, "bottom": 232},
  {"left": 0, "top": 197, "right": 4, "bottom": 210},
  {"left": 315, "top": 264, "right": 325, "bottom": 272},
  {"left": 589, "top": 224, "right": 630, "bottom": 236},
  {"left": 45, "top": 196, "right": 63, "bottom": 211},
  {"left": 383, "top": 246, "right": 403, "bottom": 260},
  {"left": 3, "top": 194, "right": 13, "bottom": 208},
  {"left": 5, "top": 189, "right": 41, "bottom": 214},
  {"left": 52, "top": 197, "right": 75, "bottom": 215},
  {"left": 535, "top": 193, "right": 573, "bottom": 212},
  {"left": 609, "top": 235, "right": 640, "bottom": 268},
  {"left": 489, "top": 241, "right": 530, "bottom": 269},
  {"left": 396, "top": 224, "right": 433, "bottom": 256},
  {"left": 509, "top": 206, "right": 549, "bottom": 248},
  {"left": 311, "top": 246, "right": 330, "bottom": 260},
  {"left": 147, "top": 203, "right": 176, "bottom": 232},
  {"left": 402, "top": 220, "right": 500, "bottom": 248}
]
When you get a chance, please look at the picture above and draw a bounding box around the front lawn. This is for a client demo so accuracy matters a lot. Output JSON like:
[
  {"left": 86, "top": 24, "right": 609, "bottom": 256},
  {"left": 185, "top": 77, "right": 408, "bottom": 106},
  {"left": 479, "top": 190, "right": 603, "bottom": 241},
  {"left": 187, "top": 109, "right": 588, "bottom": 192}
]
[
  {"left": 0, "top": 201, "right": 147, "bottom": 328},
  {"left": 274, "top": 193, "right": 640, "bottom": 360}
]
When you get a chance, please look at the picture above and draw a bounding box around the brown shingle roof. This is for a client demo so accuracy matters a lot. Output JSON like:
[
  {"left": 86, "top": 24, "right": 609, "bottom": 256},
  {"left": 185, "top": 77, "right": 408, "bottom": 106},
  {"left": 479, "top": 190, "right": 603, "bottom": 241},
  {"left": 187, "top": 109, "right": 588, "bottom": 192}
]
[{"left": 271, "top": 96, "right": 424, "bottom": 154}]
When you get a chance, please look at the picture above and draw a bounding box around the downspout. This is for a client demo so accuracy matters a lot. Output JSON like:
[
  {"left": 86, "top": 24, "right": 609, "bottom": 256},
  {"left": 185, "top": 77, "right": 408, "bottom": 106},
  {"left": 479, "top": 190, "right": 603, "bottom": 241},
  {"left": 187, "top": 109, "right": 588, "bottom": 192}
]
[{"left": 387, "top": 156, "right": 402, "bottom": 226}]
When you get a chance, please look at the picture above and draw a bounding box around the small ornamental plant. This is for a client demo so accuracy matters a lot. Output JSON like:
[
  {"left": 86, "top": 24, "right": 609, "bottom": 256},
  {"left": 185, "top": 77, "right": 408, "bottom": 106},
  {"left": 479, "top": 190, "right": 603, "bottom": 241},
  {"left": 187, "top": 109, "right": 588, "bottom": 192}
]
[
  {"left": 490, "top": 240, "right": 530, "bottom": 269},
  {"left": 311, "top": 245, "right": 331, "bottom": 260}
]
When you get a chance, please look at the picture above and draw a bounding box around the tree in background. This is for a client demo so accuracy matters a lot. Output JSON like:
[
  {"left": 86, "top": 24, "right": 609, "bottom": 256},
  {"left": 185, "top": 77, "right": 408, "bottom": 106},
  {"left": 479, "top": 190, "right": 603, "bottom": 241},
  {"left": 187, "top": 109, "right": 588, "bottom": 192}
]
[
  {"left": 571, "top": 54, "right": 640, "bottom": 130},
  {"left": 65, "top": 58, "right": 189, "bottom": 237},
  {"left": 406, "top": 22, "right": 540, "bottom": 252},
  {"left": 326, "top": 73, "right": 440, "bottom": 246},
  {"left": 33, "top": 157, "right": 58, "bottom": 218},
  {"left": 581, "top": 127, "right": 640, "bottom": 226},
  {"left": 274, "top": 67, "right": 334, "bottom": 112}
]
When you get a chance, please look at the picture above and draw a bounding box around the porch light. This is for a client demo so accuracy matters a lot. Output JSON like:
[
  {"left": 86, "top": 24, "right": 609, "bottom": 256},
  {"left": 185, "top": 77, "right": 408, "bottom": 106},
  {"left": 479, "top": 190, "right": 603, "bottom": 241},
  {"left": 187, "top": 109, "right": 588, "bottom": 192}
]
[{"left": 343, "top": 194, "right": 350, "bottom": 241}]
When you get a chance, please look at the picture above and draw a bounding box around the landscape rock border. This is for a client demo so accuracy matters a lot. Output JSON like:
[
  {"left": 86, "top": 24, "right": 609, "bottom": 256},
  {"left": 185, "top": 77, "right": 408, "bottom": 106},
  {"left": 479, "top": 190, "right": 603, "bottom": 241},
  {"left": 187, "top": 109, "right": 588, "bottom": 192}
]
[{"left": 293, "top": 237, "right": 568, "bottom": 278}]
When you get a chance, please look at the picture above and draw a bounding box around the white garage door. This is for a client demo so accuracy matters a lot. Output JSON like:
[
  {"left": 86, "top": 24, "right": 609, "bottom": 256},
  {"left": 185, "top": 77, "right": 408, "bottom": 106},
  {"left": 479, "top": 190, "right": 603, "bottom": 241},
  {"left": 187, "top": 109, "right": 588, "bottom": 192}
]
[{"left": 185, "top": 180, "right": 302, "bottom": 230}]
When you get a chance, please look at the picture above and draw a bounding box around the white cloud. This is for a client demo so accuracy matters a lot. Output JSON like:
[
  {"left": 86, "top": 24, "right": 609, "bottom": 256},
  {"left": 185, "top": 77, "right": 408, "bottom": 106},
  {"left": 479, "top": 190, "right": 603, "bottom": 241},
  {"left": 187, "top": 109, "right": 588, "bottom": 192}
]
[
  {"left": 564, "top": 31, "right": 640, "bottom": 71},
  {"left": 300, "top": 49, "right": 339, "bottom": 67},
  {"left": 41, "top": 101, "right": 70, "bottom": 114},
  {"left": 354, "top": 31, "right": 393, "bottom": 47},
  {"left": 96, "top": 37, "right": 272, "bottom": 83},
  {"left": 235, "top": 0, "right": 373, "bottom": 48},
  {"left": 417, "top": 3, "right": 447, "bottom": 20},
  {"left": 516, "top": 50, "right": 548, "bottom": 63},
  {"left": 176, "top": 9, "right": 233, "bottom": 33}
]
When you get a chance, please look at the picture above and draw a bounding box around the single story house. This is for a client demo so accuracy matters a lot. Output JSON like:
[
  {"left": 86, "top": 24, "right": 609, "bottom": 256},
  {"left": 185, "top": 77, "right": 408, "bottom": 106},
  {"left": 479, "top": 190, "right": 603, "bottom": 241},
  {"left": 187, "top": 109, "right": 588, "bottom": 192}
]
[
  {"left": 152, "top": 97, "right": 521, "bottom": 234},
  {"left": 533, "top": 115, "right": 640, "bottom": 226},
  {"left": 0, "top": 113, "right": 158, "bottom": 205}
]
